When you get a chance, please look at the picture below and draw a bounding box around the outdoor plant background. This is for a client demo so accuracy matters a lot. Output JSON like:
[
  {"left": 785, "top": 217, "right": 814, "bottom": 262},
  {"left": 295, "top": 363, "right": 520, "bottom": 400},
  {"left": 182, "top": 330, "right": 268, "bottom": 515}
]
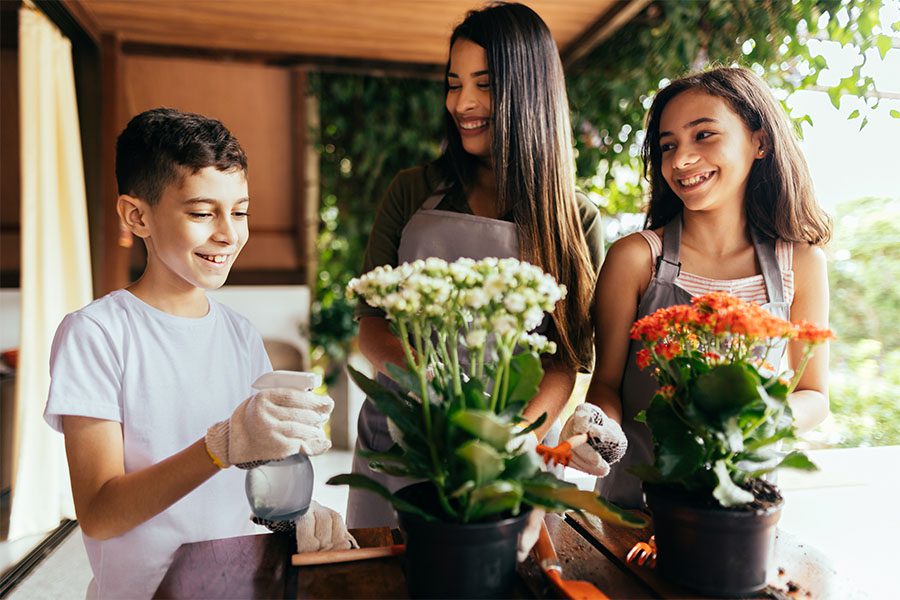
[{"left": 309, "top": 0, "right": 899, "bottom": 448}]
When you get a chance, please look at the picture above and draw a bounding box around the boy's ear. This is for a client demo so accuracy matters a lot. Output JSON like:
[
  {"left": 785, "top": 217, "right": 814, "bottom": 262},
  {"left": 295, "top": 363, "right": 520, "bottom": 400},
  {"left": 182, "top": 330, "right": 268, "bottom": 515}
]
[
  {"left": 752, "top": 130, "right": 771, "bottom": 159},
  {"left": 117, "top": 194, "right": 151, "bottom": 238}
]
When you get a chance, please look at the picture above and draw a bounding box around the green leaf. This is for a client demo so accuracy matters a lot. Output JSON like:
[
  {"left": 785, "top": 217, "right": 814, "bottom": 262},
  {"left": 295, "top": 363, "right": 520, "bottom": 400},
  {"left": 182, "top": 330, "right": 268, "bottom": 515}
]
[
  {"left": 744, "top": 426, "right": 795, "bottom": 452},
  {"left": 461, "top": 378, "right": 489, "bottom": 411},
  {"left": 627, "top": 463, "right": 662, "bottom": 483},
  {"left": 451, "top": 410, "right": 513, "bottom": 450},
  {"left": 827, "top": 86, "right": 842, "bottom": 109},
  {"left": 456, "top": 440, "right": 504, "bottom": 485},
  {"left": 449, "top": 480, "right": 475, "bottom": 498},
  {"left": 777, "top": 451, "right": 818, "bottom": 472},
  {"left": 875, "top": 34, "right": 893, "bottom": 60},
  {"left": 347, "top": 365, "right": 424, "bottom": 442},
  {"left": 644, "top": 396, "right": 705, "bottom": 480},
  {"left": 848, "top": 109, "right": 860, "bottom": 120},
  {"left": 505, "top": 352, "right": 544, "bottom": 407},
  {"left": 501, "top": 451, "right": 540, "bottom": 480},
  {"left": 385, "top": 362, "right": 426, "bottom": 398},
  {"left": 692, "top": 364, "right": 763, "bottom": 418},
  {"left": 327, "top": 474, "right": 437, "bottom": 521},
  {"left": 711, "top": 460, "right": 754, "bottom": 507},
  {"left": 523, "top": 482, "right": 649, "bottom": 528},
  {"left": 467, "top": 481, "right": 523, "bottom": 521},
  {"left": 517, "top": 412, "right": 547, "bottom": 436},
  {"left": 891, "top": 109, "right": 900, "bottom": 119}
]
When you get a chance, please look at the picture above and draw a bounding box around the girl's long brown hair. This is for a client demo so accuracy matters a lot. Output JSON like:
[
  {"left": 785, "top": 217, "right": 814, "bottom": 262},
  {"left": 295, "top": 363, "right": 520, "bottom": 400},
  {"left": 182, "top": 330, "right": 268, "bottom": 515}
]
[
  {"left": 436, "top": 2, "right": 596, "bottom": 371},
  {"left": 642, "top": 66, "right": 832, "bottom": 245}
]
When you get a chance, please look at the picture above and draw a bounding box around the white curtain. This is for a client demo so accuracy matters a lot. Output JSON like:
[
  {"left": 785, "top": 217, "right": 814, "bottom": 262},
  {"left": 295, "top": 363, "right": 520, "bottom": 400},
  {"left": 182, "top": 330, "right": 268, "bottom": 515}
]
[{"left": 9, "top": 5, "right": 92, "bottom": 540}]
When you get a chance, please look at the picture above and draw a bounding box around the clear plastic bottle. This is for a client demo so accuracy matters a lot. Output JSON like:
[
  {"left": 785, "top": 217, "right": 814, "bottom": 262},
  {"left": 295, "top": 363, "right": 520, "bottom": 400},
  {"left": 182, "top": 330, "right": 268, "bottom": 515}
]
[{"left": 244, "top": 371, "right": 320, "bottom": 522}]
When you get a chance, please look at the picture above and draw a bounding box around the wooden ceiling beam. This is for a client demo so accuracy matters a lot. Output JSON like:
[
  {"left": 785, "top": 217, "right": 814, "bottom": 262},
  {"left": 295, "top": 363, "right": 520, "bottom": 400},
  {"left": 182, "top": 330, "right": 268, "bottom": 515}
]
[
  {"left": 121, "top": 41, "right": 444, "bottom": 80},
  {"left": 561, "top": 0, "right": 652, "bottom": 68}
]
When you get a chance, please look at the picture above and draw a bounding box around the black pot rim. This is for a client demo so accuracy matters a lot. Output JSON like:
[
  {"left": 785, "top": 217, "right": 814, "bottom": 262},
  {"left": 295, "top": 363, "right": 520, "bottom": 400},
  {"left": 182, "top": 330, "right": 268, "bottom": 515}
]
[{"left": 643, "top": 480, "right": 784, "bottom": 518}]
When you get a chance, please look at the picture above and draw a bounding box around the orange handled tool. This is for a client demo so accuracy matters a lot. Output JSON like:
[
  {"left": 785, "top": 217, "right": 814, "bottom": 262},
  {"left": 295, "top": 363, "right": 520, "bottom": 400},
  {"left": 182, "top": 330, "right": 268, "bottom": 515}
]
[
  {"left": 536, "top": 433, "right": 588, "bottom": 467},
  {"left": 533, "top": 521, "right": 610, "bottom": 600},
  {"left": 292, "top": 544, "right": 405, "bottom": 566}
]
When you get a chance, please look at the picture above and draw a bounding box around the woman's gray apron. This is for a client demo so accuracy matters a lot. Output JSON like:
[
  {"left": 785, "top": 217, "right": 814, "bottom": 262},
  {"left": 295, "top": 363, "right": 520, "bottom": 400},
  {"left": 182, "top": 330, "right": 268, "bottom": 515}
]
[
  {"left": 347, "top": 186, "right": 561, "bottom": 527},
  {"left": 597, "top": 213, "right": 790, "bottom": 508}
]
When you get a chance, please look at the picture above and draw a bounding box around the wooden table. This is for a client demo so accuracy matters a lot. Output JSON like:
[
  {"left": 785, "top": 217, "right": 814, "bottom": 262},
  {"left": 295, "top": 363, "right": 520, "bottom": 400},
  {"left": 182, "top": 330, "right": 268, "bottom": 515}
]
[{"left": 155, "top": 513, "right": 842, "bottom": 599}]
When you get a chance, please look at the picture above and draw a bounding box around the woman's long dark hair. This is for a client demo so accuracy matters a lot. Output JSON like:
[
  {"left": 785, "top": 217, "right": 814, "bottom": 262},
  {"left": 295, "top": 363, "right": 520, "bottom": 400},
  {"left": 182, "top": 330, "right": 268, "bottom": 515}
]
[
  {"left": 435, "top": 2, "right": 596, "bottom": 371},
  {"left": 642, "top": 66, "right": 832, "bottom": 245}
]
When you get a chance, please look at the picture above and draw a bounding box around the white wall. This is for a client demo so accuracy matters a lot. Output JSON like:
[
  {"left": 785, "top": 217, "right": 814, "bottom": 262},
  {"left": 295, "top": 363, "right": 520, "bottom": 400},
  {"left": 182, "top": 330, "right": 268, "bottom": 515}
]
[
  {"left": 208, "top": 284, "right": 310, "bottom": 357},
  {"left": 0, "top": 289, "right": 22, "bottom": 351},
  {"left": 0, "top": 286, "right": 310, "bottom": 356}
]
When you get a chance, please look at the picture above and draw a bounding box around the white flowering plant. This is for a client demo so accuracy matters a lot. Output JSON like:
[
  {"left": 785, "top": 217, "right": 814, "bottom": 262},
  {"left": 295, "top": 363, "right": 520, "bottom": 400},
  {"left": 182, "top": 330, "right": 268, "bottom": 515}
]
[{"left": 328, "top": 257, "right": 646, "bottom": 527}]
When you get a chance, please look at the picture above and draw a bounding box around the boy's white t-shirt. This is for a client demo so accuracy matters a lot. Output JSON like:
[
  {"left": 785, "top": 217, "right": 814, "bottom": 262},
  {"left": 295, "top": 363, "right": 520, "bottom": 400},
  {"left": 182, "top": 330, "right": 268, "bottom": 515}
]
[{"left": 44, "top": 290, "right": 272, "bottom": 599}]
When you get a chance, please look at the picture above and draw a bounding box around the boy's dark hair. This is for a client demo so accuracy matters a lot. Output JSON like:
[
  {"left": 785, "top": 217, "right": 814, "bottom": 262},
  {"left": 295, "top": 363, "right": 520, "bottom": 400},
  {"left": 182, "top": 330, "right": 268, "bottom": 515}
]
[
  {"left": 642, "top": 67, "right": 832, "bottom": 245},
  {"left": 115, "top": 107, "right": 248, "bottom": 205}
]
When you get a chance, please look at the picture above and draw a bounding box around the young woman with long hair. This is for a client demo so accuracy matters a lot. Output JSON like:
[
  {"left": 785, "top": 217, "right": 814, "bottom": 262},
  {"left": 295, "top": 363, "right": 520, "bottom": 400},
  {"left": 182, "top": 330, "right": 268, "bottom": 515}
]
[
  {"left": 583, "top": 66, "right": 831, "bottom": 508},
  {"left": 347, "top": 3, "right": 626, "bottom": 538}
]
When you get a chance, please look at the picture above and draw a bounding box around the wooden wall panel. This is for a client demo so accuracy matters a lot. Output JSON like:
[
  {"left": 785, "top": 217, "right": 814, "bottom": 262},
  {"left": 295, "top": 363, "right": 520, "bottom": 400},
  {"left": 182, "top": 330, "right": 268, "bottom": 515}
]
[
  {"left": 0, "top": 49, "right": 20, "bottom": 284},
  {"left": 120, "top": 54, "right": 301, "bottom": 276}
]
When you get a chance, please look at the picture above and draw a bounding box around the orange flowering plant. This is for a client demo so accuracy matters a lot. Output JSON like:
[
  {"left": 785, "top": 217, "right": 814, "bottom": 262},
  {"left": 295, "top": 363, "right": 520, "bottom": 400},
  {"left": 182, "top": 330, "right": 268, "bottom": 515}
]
[{"left": 628, "top": 292, "right": 834, "bottom": 507}]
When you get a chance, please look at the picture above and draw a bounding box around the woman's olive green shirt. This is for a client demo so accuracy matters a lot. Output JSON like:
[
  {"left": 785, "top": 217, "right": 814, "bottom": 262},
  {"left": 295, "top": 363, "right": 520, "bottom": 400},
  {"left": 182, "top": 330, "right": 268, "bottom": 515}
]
[{"left": 355, "top": 163, "right": 605, "bottom": 320}]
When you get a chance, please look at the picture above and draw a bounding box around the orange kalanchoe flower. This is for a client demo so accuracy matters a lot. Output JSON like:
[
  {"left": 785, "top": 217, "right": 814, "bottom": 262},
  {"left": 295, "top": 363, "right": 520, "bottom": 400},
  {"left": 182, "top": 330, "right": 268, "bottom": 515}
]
[
  {"left": 636, "top": 348, "right": 653, "bottom": 370},
  {"left": 794, "top": 320, "right": 835, "bottom": 345},
  {"left": 657, "top": 385, "right": 676, "bottom": 399},
  {"left": 654, "top": 341, "right": 682, "bottom": 361}
]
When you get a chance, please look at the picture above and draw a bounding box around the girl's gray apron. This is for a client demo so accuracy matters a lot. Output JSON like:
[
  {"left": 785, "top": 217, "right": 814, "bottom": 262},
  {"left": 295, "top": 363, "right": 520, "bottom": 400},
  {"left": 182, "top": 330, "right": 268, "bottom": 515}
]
[
  {"left": 347, "top": 186, "right": 561, "bottom": 527},
  {"left": 597, "top": 213, "right": 790, "bottom": 509}
]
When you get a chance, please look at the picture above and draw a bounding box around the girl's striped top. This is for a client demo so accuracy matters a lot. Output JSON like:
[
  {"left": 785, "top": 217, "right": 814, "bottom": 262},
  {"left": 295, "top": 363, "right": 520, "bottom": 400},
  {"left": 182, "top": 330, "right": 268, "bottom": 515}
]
[{"left": 639, "top": 230, "right": 795, "bottom": 306}]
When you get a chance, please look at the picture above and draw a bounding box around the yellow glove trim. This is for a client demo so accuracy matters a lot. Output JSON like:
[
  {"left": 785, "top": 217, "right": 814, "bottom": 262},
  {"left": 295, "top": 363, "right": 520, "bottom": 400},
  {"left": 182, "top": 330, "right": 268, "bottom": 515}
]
[{"left": 205, "top": 442, "right": 228, "bottom": 469}]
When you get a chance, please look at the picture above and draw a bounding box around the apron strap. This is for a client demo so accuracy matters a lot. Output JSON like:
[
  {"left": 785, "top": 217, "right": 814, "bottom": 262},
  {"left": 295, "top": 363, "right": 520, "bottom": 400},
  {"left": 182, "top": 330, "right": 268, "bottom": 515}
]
[
  {"left": 750, "top": 227, "right": 785, "bottom": 304},
  {"left": 656, "top": 213, "right": 683, "bottom": 283},
  {"left": 420, "top": 180, "right": 452, "bottom": 211}
]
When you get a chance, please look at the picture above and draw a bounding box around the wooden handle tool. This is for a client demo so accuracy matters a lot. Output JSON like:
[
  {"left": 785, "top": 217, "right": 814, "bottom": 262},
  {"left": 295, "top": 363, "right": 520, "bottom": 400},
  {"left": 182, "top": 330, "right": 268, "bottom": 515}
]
[
  {"left": 534, "top": 522, "right": 609, "bottom": 600},
  {"left": 291, "top": 544, "right": 405, "bottom": 566}
]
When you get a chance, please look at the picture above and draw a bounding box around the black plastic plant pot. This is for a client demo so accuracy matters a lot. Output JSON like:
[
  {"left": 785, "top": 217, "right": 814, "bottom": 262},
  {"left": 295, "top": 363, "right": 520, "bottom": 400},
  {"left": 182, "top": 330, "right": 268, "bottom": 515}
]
[
  {"left": 394, "top": 482, "right": 531, "bottom": 599},
  {"left": 643, "top": 482, "right": 784, "bottom": 597}
]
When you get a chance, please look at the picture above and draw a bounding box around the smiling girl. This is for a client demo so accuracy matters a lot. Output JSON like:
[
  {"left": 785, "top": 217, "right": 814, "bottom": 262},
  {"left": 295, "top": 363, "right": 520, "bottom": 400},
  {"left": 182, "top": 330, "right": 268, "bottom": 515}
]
[
  {"left": 585, "top": 67, "right": 832, "bottom": 508},
  {"left": 348, "top": 2, "right": 611, "bottom": 530}
]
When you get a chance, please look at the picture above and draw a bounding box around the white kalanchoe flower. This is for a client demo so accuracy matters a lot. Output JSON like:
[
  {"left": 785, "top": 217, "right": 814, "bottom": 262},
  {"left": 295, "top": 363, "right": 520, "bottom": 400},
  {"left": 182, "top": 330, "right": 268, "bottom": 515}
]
[
  {"left": 465, "top": 329, "right": 488, "bottom": 349},
  {"left": 503, "top": 293, "right": 527, "bottom": 314}
]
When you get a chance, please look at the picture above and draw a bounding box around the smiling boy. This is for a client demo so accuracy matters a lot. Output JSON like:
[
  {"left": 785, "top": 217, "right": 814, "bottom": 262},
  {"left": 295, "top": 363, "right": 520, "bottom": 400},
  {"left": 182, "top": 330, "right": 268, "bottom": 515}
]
[{"left": 43, "top": 108, "right": 348, "bottom": 599}]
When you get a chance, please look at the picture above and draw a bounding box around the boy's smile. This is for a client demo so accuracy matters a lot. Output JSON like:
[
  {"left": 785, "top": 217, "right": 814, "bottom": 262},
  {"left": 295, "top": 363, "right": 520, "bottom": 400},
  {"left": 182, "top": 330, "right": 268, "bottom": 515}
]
[{"left": 127, "top": 166, "right": 249, "bottom": 314}]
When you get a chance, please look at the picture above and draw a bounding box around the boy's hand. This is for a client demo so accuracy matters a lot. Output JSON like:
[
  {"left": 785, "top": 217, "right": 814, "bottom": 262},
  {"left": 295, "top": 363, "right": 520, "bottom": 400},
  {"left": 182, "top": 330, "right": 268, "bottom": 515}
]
[
  {"left": 205, "top": 388, "right": 334, "bottom": 468},
  {"left": 559, "top": 403, "right": 627, "bottom": 476},
  {"left": 295, "top": 501, "right": 358, "bottom": 553}
]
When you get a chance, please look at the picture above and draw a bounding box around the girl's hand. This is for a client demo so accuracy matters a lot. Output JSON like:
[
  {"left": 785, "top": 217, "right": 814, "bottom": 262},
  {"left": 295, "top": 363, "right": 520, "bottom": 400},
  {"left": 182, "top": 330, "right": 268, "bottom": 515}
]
[{"left": 558, "top": 403, "right": 627, "bottom": 476}]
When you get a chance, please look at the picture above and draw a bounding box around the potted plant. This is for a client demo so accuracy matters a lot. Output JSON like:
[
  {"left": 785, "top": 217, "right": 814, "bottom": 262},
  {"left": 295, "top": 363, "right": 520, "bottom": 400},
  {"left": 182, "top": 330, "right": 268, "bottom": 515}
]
[
  {"left": 329, "top": 257, "right": 647, "bottom": 598},
  {"left": 628, "top": 292, "right": 833, "bottom": 596}
]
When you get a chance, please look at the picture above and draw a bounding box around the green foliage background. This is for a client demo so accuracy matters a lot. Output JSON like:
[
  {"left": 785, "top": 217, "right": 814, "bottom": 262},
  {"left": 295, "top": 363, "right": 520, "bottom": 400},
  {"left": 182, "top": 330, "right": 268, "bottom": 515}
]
[
  {"left": 308, "top": 0, "right": 898, "bottom": 443},
  {"left": 824, "top": 197, "right": 900, "bottom": 447}
]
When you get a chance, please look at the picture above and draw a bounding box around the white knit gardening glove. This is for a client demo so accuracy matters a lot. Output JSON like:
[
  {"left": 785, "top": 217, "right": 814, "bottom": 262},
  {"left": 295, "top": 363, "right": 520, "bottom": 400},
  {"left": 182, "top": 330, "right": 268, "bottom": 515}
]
[
  {"left": 559, "top": 403, "right": 627, "bottom": 477},
  {"left": 517, "top": 507, "right": 546, "bottom": 562},
  {"left": 295, "top": 501, "right": 359, "bottom": 553},
  {"left": 205, "top": 388, "right": 333, "bottom": 469},
  {"left": 508, "top": 425, "right": 545, "bottom": 563}
]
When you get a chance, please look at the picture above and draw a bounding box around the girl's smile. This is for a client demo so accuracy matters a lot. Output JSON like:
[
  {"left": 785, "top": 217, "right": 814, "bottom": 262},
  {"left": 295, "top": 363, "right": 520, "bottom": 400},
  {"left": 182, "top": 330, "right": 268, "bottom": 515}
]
[
  {"left": 446, "top": 38, "right": 493, "bottom": 158},
  {"left": 658, "top": 90, "right": 765, "bottom": 213}
]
